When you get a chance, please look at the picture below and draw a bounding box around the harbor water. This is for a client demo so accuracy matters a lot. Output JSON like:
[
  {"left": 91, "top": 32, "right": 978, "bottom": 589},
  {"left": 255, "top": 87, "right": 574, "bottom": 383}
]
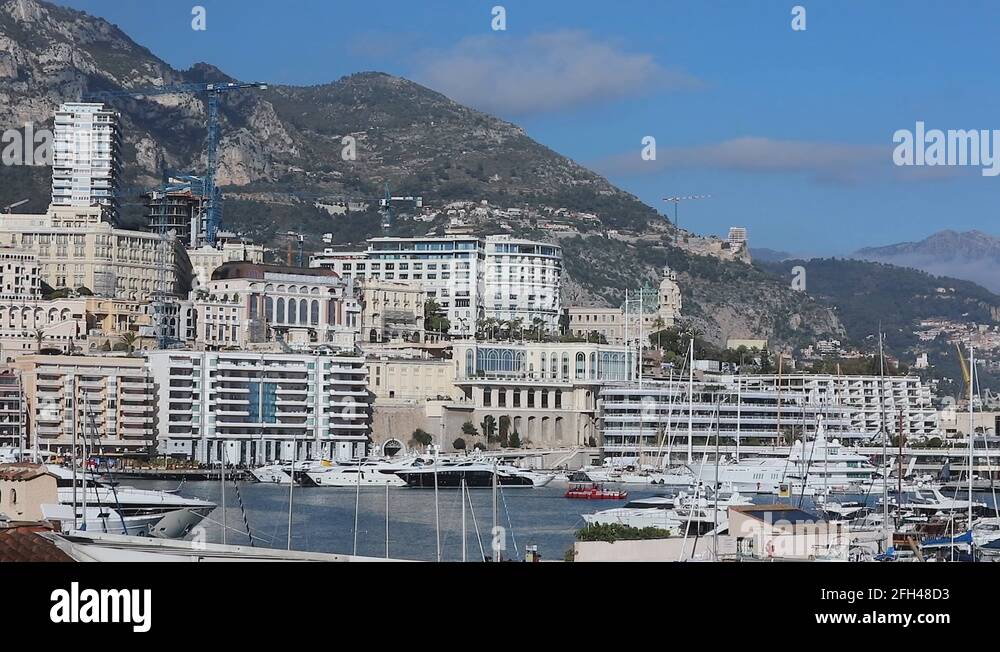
[{"left": 130, "top": 479, "right": 1000, "bottom": 561}]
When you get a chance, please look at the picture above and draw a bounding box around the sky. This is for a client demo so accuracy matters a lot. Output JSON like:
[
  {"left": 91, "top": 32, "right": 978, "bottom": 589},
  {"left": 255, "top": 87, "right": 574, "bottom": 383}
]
[{"left": 55, "top": 0, "right": 1000, "bottom": 255}]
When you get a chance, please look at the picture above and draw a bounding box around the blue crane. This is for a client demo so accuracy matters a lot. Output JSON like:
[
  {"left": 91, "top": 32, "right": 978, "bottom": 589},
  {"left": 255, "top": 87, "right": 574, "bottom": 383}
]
[{"left": 85, "top": 81, "right": 268, "bottom": 245}]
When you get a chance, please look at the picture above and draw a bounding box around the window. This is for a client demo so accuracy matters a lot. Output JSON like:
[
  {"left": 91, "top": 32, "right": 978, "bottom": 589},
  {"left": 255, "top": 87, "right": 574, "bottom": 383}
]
[
  {"left": 288, "top": 298, "right": 297, "bottom": 324},
  {"left": 483, "top": 387, "right": 492, "bottom": 407},
  {"left": 541, "top": 391, "right": 549, "bottom": 409},
  {"left": 575, "top": 352, "right": 585, "bottom": 379}
]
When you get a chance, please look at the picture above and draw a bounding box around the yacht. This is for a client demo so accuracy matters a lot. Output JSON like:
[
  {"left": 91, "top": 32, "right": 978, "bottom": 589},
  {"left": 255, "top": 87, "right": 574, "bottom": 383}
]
[
  {"left": 886, "top": 487, "right": 987, "bottom": 516},
  {"left": 249, "top": 459, "right": 332, "bottom": 484},
  {"left": 396, "top": 460, "right": 553, "bottom": 488},
  {"left": 44, "top": 465, "right": 216, "bottom": 538},
  {"left": 582, "top": 495, "right": 683, "bottom": 531}
]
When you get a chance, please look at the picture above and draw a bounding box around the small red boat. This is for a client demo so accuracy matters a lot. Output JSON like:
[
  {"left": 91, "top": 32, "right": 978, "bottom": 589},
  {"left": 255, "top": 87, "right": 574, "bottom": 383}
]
[{"left": 564, "top": 483, "right": 628, "bottom": 500}]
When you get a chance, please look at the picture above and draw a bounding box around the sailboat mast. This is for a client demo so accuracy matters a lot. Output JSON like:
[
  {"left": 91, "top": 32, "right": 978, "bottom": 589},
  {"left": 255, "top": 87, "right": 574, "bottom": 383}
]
[
  {"left": 492, "top": 458, "right": 500, "bottom": 562},
  {"left": 878, "top": 328, "right": 889, "bottom": 545},
  {"left": 687, "top": 338, "right": 694, "bottom": 464},
  {"left": 286, "top": 434, "right": 294, "bottom": 550},
  {"left": 461, "top": 478, "right": 467, "bottom": 562},
  {"left": 969, "top": 344, "right": 975, "bottom": 525}
]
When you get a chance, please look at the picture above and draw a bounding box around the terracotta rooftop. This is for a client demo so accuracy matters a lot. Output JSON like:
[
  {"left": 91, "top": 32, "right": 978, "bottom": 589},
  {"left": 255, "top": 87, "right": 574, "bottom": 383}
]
[
  {"left": 0, "top": 463, "right": 52, "bottom": 482},
  {"left": 0, "top": 524, "right": 74, "bottom": 562}
]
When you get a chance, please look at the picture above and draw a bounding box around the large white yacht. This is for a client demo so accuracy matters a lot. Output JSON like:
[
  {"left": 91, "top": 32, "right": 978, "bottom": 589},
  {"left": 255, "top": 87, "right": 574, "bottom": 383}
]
[
  {"left": 396, "top": 460, "right": 554, "bottom": 488},
  {"left": 44, "top": 465, "right": 216, "bottom": 538}
]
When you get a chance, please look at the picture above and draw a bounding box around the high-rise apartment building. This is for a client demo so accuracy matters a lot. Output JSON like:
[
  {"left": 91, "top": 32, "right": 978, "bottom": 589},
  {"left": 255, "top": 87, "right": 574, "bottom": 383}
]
[
  {"left": 51, "top": 102, "right": 123, "bottom": 222},
  {"left": 148, "top": 351, "right": 371, "bottom": 464}
]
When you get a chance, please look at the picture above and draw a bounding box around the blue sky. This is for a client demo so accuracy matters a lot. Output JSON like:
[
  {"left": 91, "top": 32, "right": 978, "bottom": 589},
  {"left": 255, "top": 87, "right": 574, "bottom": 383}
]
[{"left": 57, "top": 0, "right": 1000, "bottom": 255}]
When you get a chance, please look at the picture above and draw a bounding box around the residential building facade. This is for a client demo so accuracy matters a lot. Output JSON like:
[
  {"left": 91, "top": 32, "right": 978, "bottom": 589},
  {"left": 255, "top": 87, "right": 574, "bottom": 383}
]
[
  {"left": 51, "top": 102, "right": 123, "bottom": 222},
  {"left": 148, "top": 351, "right": 371, "bottom": 463},
  {"left": 14, "top": 355, "right": 157, "bottom": 455}
]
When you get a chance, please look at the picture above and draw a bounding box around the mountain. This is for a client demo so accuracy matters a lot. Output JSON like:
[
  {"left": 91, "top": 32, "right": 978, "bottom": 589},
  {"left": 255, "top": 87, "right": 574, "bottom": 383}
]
[
  {"left": 757, "top": 257, "right": 1000, "bottom": 394},
  {"left": 854, "top": 230, "right": 1000, "bottom": 293},
  {"left": 0, "top": 0, "right": 848, "bottom": 349},
  {"left": 749, "top": 247, "right": 797, "bottom": 263}
]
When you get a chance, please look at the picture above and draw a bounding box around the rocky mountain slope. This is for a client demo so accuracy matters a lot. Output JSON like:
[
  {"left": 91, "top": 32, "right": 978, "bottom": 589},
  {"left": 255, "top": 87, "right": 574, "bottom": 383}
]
[
  {"left": 855, "top": 230, "right": 1000, "bottom": 293},
  {"left": 0, "top": 0, "right": 846, "bottom": 349}
]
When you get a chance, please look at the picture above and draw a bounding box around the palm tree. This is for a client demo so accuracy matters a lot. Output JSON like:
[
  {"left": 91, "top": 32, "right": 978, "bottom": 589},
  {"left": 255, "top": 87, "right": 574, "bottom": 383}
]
[
  {"left": 120, "top": 332, "right": 138, "bottom": 354},
  {"left": 651, "top": 317, "right": 666, "bottom": 349},
  {"left": 509, "top": 317, "right": 524, "bottom": 341},
  {"left": 33, "top": 328, "right": 45, "bottom": 353},
  {"left": 531, "top": 317, "right": 545, "bottom": 342}
]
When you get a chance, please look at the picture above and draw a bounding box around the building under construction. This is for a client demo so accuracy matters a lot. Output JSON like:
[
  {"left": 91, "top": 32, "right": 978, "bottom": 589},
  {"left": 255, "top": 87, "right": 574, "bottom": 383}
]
[{"left": 144, "top": 176, "right": 209, "bottom": 247}]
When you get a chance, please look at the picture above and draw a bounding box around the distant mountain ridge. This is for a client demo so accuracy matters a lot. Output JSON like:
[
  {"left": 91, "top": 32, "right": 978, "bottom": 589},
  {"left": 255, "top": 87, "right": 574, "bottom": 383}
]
[{"left": 854, "top": 230, "right": 1000, "bottom": 293}]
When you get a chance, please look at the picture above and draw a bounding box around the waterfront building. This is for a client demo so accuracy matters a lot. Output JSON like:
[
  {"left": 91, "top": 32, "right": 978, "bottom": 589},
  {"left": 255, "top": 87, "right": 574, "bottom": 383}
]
[
  {"left": 0, "top": 206, "right": 191, "bottom": 300},
  {"left": 51, "top": 102, "right": 123, "bottom": 222},
  {"left": 310, "top": 234, "right": 563, "bottom": 335},
  {"left": 599, "top": 372, "right": 941, "bottom": 464},
  {"left": 148, "top": 350, "right": 371, "bottom": 464},
  {"left": 439, "top": 340, "right": 633, "bottom": 449},
  {"left": 194, "top": 262, "right": 360, "bottom": 350},
  {"left": 14, "top": 355, "right": 157, "bottom": 456}
]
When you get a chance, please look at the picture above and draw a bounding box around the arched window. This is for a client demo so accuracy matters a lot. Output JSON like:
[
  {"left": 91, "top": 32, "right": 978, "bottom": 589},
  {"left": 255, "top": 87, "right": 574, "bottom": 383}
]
[
  {"left": 276, "top": 298, "right": 285, "bottom": 323},
  {"left": 311, "top": 300, "right": 319, "bottom": 325},
  {"left": 549, "top": 353, "right": 558, "bottom": 379},
  {"left": 288, "top": 298, "right": 297, "bottom": 324},
  {"left": 561, "top": 353, "right": 570, "bottom": 379},
  {"left": 265, "top": 296, "right": 273, "bottom": 322},
  {"left": 465, "top": 349, "right": 475, "bottom": 376},
  {"left": 589, "top": 352, "right": 597, "bottom": 380},
  {"left": 300, "top": 300, "right": 308, "bottom": 324},
  {"left": 575, "top": 352, "right": 585, "bottom": 379}
]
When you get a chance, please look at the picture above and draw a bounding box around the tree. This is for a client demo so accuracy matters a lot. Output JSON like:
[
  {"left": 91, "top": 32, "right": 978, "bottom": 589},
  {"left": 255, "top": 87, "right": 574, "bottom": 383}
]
[
  {"left": 33, "top": 328, "right": 45, "bottom": 353},
  {"left": 531, "top": 317, "right": 545, "bottom": 342},
  {"left": 461, "top": 421, "right": 479, "bottom": 438},
  {"left": 498, "top": 415, "right": 512, "bottom": 447},
  {"left": 452, "top": 437, "right": 467, "bottom": 450},
  {"left": 411, "top": 428, "right": 433, "bottom": 448},
  {"left": 119, "top": 332, "right": 138, "bottom": 354},
  {"left": 423, "top": 298, "right": 450, "bottom": 335},
  {"left": 508, "top": 431, "right": 522, "bottom": 449},
  {"left": 480, "top": 415, "right": 497, "bottom": 448}
]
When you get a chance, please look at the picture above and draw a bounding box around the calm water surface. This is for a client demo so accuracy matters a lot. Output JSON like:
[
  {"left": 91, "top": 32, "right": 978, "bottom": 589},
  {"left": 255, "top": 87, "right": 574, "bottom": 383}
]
[{"left": 131, "top": 479, "right": 1000, "bottom": 561}]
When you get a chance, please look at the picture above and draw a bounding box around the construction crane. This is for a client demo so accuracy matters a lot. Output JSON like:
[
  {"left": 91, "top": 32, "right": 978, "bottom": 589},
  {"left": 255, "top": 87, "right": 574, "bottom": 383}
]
[
  {"left": 85, "top": 81, "right": 269, "bottom": 245},
  {"left": 2, "top": 199, "right": 29, "bottom": 214},
  {"left": 662, "top": 194, "right": 711, "bottom": 244}
]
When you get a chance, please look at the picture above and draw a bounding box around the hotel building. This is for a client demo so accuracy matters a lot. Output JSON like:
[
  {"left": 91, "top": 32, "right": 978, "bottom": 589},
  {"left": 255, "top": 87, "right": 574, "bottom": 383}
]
[
  {"left": 0, "top": 206, "right": 191, "bottom": 300},
  {"left": 310, "top": 234, "right": 563, "bottom": 335}
]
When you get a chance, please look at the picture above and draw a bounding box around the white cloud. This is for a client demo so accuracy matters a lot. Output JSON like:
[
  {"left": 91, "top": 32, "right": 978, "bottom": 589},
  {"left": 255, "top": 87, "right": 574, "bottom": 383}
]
[
  {"left": 594, "top": 136, "right": 969, "bottom": 184},
  {"left": 411, "top": 30, "right": 697, "bottom": 116}
]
